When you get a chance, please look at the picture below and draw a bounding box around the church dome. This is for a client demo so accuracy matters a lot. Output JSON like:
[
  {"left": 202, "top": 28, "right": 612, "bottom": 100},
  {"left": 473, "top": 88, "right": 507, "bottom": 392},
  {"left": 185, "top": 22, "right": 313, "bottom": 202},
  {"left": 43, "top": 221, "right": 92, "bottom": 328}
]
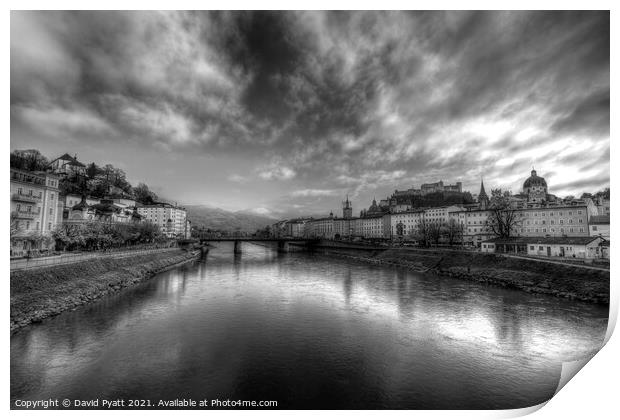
[{"left": 523, "top": 170, "right": 547, "bottom": 189}]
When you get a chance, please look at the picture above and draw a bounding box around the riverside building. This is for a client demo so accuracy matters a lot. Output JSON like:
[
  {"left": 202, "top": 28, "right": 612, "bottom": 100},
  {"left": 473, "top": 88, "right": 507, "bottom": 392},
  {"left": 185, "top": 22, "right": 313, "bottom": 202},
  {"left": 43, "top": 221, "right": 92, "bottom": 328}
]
[
  {"left": 137, "top": 202, "right": 188, "bottom": 238},
  {"left": 10, "top": 168, "right": 62, "bottom": 256}
]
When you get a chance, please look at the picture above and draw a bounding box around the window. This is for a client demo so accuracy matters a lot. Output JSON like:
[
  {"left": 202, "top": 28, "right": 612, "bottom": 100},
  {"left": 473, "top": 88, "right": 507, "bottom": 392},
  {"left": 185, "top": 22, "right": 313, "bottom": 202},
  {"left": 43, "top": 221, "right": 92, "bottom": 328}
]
[
  {"left": 560, "top": 219, "right": 564, "bottom": 224},
  {"left": 48, "top": 223, "right": 52, "bottom": 230},
  {"left": 578, "top": 210, "right": 582, "bottom": 215},
  {"left": 539, "top": 246, "right": 543, "bottom": 251},
  {"left": 579, "top": 228, "right": 584, "bottom": 233},
  {"left": 569, "top": 219, "right": 573, "bottom": 224},
  {"left": 578, "top": 219, "right": 583, "bottom": 224},
  {"left": 543, "top": 228, "right": 546, "bottom": 233},
  {"left": 530, "top": 246, "right": 534, "bottom": 250},
  {"left": 26, "top": 221, "right": 30, "bottom": 229},
  {"left": 16, "top": 204, "right": 21, "bottom": 211},
  {"left": 49, "top": 208, "right": 53, "bottom": 215},
  {"left": 569, "top": 211, "right": 572, "bottom": 216},
  {"left": 593, "top": 226, "right": 598, "bottom": 231},
  {"left": 550, "top": 212, "right": 554, "bottom": 216}
]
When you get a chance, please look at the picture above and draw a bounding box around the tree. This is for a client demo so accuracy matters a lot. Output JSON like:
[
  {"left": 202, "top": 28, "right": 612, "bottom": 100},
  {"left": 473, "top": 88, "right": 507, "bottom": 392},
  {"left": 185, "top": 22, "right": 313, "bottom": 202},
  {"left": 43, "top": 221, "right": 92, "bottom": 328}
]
[
  {"left": 596, "top": 187, "right": 610, "bottom": 200},
  {"left": 486, "top": 189, "right": 523, "bottom": 238},
  {"left": 414, "top": 219, "right": 431, "bottom": 247},
  {"left": 10, "top": 149, "right": 49, "bottom": 172},
  {"left": 86, "top": 162, "right": 100, "bottom": 180},
  {"left": 427, "top": 222, "right": 444, "bottom": 247},
  {"left": 133, "top": 183, "right": 158, "bottom": 205},
  {"left": 444, "top": 219, "right": 463, "bottom": 246}
]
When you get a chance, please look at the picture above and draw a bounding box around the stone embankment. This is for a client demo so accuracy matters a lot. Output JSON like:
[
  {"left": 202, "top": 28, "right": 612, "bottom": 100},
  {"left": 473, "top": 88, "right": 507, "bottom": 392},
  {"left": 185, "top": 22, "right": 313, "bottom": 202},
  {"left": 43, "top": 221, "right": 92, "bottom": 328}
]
[
  {"left": 10, "top": 249, "right": 199, "bottom": 333},
  {"left": 317, "top": 247, "right": 609, "bottom": 305}
]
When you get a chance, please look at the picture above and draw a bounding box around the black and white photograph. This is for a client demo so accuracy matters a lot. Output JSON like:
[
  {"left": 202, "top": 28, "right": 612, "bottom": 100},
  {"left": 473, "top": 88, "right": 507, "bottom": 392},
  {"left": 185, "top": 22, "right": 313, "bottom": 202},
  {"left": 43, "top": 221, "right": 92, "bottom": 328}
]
[{"left": 8, "top": 8, "right": 612, "bottom": 413}]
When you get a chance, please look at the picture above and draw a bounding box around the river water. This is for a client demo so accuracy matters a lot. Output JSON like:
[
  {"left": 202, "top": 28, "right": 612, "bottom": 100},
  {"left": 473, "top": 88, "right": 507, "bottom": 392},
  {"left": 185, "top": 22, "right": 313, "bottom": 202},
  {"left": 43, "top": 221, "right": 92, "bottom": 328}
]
[{"left": 11, "top": 243, "right": 608, "bottom": 409}]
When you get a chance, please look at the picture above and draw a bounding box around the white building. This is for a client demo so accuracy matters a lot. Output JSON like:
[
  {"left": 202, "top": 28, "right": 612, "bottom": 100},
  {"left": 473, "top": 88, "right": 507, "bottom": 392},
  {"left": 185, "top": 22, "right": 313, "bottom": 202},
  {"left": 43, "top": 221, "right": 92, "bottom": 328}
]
[
  {"left": 526, "top": 237, "right": 606, "bottom": 259},
  {"left": 10, "top": 169, "right": 61, "bottom": 255},
  {"left": 388, "top": 210, "right": 425, "bottom": 239},
  {"left": 137, "top": 203, "right": 187, "bottom": 238},
  {"left": 449, "top": 208, "right": 494, "bottom": 247},
  {"left": 424, "top": 205, "right": 464, "bottom": 225},
  {"left": 358, "top": 215, "right": 385, "bottom": 239}
]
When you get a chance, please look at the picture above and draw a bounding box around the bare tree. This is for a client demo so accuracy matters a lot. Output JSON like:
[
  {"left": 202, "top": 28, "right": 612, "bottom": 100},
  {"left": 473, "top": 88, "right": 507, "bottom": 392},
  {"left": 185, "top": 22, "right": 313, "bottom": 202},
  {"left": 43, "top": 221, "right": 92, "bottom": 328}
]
[
  {"left": 413, "top": 219, "right": 430, "bottom": 247},
  {"left": 427, "top": 222, "right": 444, "bottom": 247},
  {"left": 444, "top": 219, "right": 463, "bottom": 246},
  {"left": 486, "top": 189, "right": 522, "bottom": 238}
]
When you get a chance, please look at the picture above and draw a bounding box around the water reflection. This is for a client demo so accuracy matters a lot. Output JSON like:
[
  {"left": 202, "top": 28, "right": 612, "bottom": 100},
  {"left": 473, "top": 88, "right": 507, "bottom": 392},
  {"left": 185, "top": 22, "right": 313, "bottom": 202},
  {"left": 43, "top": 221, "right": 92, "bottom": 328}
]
[{"left": 11, "top": 243, "right": 608, "bottom": 409}]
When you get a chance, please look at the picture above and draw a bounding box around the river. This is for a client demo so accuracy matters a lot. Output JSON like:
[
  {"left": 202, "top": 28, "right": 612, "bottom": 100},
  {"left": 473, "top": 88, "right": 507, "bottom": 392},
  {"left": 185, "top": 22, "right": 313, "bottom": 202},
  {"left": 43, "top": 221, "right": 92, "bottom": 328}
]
[{"left": 10, "top": 243, "right": 609, "bottom": 409}]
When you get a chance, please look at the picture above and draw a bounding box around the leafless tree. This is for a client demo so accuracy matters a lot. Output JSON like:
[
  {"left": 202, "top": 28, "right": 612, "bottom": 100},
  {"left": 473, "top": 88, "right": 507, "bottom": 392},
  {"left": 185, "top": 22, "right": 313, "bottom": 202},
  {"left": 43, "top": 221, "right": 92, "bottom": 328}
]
[
  {"left": 486, "top": 189, "right": 523, "bottom": 238},
  {"left": 444, "top": 219, "right": 463, "bottom": 246},
  {"left": 414, "top": 219, "right": 430, "bottom": 247},
  {"left": 427, "top": 222, "right": 444, "bottom": 247}
]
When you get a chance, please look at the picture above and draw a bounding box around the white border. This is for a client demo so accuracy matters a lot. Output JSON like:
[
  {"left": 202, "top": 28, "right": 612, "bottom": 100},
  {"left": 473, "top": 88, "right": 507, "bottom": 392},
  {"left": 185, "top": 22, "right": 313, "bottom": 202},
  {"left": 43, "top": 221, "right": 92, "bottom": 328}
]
[{"left": 4, "top": 3, "right": 616, "bottom": 420}]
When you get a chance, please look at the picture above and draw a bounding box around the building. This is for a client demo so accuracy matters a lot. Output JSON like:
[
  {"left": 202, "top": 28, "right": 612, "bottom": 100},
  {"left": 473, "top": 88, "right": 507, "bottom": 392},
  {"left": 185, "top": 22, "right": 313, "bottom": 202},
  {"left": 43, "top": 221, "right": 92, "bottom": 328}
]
[
  {"left": 49, "top": 153, "right": 86, "bottom": 177},
  {"left": 136, "top": 202, "right": 187, "bottom": 238},
  {"left": 287, "top": 218, "right": 311, "bottom": 238},
  {"left": 421, "top": 180, "right": 462, "bottom": 195},
  {"left": 342, "top": 196, "right": 353, "bottom": 219},
  {"left": 595, "top": 196, "right": 610, "bottom": 216},
  {"left": 516, "top": 205, "right": 590, "bottom": 237},
  {"left": 66, "top": 197, "right": 142, "bottom": 225},
  {"left": 525, "top": 236, "right": 606, "bottom": 259},
  {"left": 522, "top": 169, "right": 548, "bottom": 203},
  {"left": 388, "top": 210, "right": 425, "bottom": 239},
  {"left": 589, "top": 215, "right": 610, "bottom": 239},
  {"left": 481, "top": 236, "right": 606, "bottom": 260},
  {"left": 10, "top": 169, "right": 61, "bottom": 255},
  {"left": 478, "top": 179, "right": 489, "bottom": 209},
  {"left": 358, "top": 214, "right": 385, "bottom": 239},
  {"left": 185, "top": 220, "right": 192, "bottom": 239},
  {"left": 449, "top": 208, "right": 494, "bottom": 247},
  {"left": 424, "top": 205, "right": 464, "bottom": 225},
  {"left": 63, "top": 194, "right": 99, "bottom": 210}
]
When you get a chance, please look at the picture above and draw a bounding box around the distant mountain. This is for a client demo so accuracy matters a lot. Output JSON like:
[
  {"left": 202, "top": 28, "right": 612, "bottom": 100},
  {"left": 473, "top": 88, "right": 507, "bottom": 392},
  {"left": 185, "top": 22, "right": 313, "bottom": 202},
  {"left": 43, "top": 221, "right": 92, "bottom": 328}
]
[{"left": 184, "top": 204, "right": 277, "bottom": 232}]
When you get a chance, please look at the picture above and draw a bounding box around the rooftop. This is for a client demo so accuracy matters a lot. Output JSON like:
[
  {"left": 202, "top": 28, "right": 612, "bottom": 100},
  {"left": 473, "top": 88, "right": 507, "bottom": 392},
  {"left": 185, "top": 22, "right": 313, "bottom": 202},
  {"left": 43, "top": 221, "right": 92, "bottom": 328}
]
[
  {"left": 589, "top": 215, "right": 610, "bottom": 224},
  {"left": 483, "top": 236, "right": 602, "bottom": 246}
]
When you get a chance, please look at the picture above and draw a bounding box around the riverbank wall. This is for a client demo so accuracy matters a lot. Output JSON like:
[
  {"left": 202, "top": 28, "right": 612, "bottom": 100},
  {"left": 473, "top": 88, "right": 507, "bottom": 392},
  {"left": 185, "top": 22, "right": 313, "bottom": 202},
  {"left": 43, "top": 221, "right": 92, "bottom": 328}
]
[
  {"left": 314, "top": 246, "right": 609, "bottom": 305},
  {"left": 10, "top": 249, "right": 199, "bottom": 333}
]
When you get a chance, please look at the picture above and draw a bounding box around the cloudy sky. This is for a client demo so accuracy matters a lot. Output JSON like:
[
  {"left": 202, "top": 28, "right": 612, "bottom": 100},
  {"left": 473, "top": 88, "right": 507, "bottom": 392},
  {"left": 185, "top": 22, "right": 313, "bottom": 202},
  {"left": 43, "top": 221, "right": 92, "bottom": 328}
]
[{"left": 11, "top": 11, "right": 609, "bottom": 218}]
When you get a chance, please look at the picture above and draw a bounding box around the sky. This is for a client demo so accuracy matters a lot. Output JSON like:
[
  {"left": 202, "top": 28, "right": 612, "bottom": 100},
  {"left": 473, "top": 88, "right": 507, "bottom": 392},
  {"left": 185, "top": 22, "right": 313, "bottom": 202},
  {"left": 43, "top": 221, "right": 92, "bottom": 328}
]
[{"left": 10, "top": 11, "right": 609, "bottom": 218}]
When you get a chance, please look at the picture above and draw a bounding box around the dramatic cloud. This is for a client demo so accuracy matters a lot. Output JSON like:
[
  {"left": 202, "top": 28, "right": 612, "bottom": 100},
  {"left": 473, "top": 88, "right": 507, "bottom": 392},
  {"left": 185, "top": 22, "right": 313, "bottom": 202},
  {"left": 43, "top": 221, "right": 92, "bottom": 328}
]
[{"left": 11, "top": 11, "right": 609, "bottom": 217}]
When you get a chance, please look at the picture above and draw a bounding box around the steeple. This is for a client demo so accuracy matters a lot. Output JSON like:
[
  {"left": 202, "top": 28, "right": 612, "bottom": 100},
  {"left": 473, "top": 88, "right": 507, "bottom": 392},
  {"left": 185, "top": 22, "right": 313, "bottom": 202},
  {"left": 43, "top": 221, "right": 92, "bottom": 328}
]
[
  {"left": 479, "top": 178, "right": 489, "bottom": 209},
  {"left": 342, "top": 194, "right": 353, "bottom": 219}
]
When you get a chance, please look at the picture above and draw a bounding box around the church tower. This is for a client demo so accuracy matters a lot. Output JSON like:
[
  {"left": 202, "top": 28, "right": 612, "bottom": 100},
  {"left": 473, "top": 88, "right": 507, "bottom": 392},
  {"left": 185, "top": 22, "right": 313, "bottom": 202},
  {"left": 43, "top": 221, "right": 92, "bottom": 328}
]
[
  {"left": 342, "top": 195, "right": 353, "bottom": 219},
  {"left": 479, "top": 179, "right": 489, "bottom": 210}
]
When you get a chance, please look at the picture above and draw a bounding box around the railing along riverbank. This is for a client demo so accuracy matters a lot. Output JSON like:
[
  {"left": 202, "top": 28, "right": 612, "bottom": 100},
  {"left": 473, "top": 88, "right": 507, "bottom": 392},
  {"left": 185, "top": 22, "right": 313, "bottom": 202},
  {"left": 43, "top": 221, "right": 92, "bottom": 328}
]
[{"left": 10, "top": 246, "right": 180, "bottom": 272}]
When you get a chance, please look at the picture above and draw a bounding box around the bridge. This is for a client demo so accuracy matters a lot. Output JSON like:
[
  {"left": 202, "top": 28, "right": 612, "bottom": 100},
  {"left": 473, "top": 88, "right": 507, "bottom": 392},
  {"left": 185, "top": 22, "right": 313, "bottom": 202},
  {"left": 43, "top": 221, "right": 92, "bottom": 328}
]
[{"left": 196, "top": 236, "right": 315, "bottom": 254}]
